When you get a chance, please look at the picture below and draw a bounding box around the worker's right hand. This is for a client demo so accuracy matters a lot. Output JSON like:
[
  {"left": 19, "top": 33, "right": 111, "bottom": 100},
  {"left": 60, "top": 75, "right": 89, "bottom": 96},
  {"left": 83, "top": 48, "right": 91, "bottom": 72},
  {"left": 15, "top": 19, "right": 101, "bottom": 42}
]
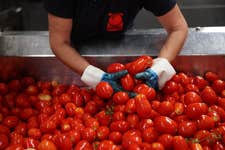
[{"left": 81, "top": 65, "right": 128, "bottom": 92}]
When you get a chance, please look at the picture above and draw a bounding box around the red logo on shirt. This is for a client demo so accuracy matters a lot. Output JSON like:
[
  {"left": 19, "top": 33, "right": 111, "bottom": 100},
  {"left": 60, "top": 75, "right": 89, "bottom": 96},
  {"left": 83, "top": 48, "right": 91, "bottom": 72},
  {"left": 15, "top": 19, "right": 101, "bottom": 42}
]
[{"left": 107, "top": 13, "right": 124, "bottom": 32}]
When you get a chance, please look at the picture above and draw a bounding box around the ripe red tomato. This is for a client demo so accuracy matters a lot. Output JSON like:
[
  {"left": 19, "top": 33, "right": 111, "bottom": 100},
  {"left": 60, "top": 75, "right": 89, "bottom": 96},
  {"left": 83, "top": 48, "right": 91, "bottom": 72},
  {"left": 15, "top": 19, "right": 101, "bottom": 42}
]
[
  {"left": 197, "top": 115, "right": 215, "bottom": 130},
  {"left": 0, "top": 125, "right": 10, "bottom": 135},
  {"left": 37, "top": 139, "right": 57, "bottom": 150},
  {"left": 134, "top": 84, "right": 156, "bottom": 101},
  {"left": 162, "top": 81, "right": 179, "bottom": 94},
  {"left": 23, "top": 137, "right": 39, "bottom": 149},
  {"left": 121, "top": 74, "right": 135, "bottom": 91},
  {"left": 122, "top": 130, "right": 142, "bottom": 149},
  {"left": 66, "top": 130, "right": 81, "bottom": 145},
  {"left": 96, "top": 126, "right": 110, "bottom": 141},
  {"left": 125, "top": 99, "right": 136, "bottom": 114},
  {"left": 154, "top": 116, "right": 178, "bottom": 135},
  {"left": 193, "top": 75, "right": 208, "bottom": 90},
  {"left": 142, "top": 127, "right": 158, "bottom": 143},
  {"left": 157, "top": 101, "right": 174, "bottom": 116},
  {"left": 5, "top": 144, "right": 24, "bottom": 150},
  {"left": 95, "top": 110, "right": 112, "bottom": 126},
  {"left": 151, "top": 142, "right": 165, "bottom": 150},
  {"left": 74, "top": 140, "right": 92, "bottom": 150},
  {"left": 110, "top": 121, "right": 130, "bottom": 133},
  {"left": 135, "top": 94, "right": 152, "bottom": 118},
  {"left": 172, "top": 136, "right": 188, "bottom": 150},
  {"left": 0, "top": 134, "right": 9, "bottom": 149},
  {"left": 28, "top": 128, "right": 42, "bottom": 140},
  {"left": 97, "top": 140, "right": 120, "bottom": 150},
  {"left": 10, "top": 132, "right": 23, "bottom": 145},
  {"left": 127, "top": 55, "right": 153, "bottom": 75},
  {"left": 185, "top": 103, "right": 208, "bottom": 120},
  {"left": 157, "top": 134, "right": 173, "bottom": 150},
  {"left": 189, "top": 143, "right": 203, "bottom": 150},
  {"left": 2, "top": 116, "right": 19, "bottom": 129},
  {"left": 65, "top": 102, "right": 76, "bottom": 117},
  {"left": 209, "top": 105, "right": 225, "bottom": 122},
  {"left": 138, "top": 119, "right": 154, "bottom": 131},
  {"left": 126, "top": 114, "right": 139, "bottom": 129},
  {"left": 178, "top": 121, "right": 197, "bottom": 137},
  {"left": 201, "top": 86, "right": 218, "bottom": 105},
  {"left": 212, "top": 79, "right": 225, "bottom": 94},
  {"left": 81, "top": 127, "right": 96, "bottom": 143},
  {"left": 113, "top": 91, "right": 130, "bottom": 105},
  {"left": 0, "top": 83, "right": 8, "bottom": 95},
  {"left": 113, "top": 111, "right": 125, "bottom": 121},
  {"left": 184, "top": 91, "right": 202, "bottom": 105},
  {"left": 108, "top": 131, "right": 122, "bottom": 144},
  {"left": 96, "top": 82, "right": 113, "bottom": 99},
  {"left": 84, "top": 101, "right": 98, "bottom": 115},
  {"left": 204, "top": 71, "right": 219, "bottom": 82},
  {"left": 173, "top": 102, "right": 184, "bottom": 116},
  {"left": 107, "top": 63, "right": 126, "bottom": 73}
]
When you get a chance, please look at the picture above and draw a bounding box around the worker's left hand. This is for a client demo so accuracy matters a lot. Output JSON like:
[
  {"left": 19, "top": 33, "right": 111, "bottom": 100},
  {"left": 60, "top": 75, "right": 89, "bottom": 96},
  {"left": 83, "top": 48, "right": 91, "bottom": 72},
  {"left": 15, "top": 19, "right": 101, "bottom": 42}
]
[
  {"left": 135, "top": 58, "right": 176, "bottom": 90},
  {"left": 81, "top": 65, "right": 127, "bottom": 92}
]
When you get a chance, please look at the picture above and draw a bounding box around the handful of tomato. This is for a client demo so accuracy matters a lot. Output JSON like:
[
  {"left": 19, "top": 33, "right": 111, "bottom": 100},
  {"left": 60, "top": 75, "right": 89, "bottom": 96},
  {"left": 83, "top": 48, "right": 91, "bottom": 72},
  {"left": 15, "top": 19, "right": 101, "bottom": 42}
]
[{"left": 0, "top": 55, "right": 225, "bottom": 150}]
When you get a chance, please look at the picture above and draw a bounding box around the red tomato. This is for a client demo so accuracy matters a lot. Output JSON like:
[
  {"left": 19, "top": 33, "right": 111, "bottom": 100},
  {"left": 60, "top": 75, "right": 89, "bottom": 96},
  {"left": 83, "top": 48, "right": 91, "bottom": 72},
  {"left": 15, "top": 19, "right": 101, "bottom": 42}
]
[
  {"left": 84, "top": 101, "right": 98, "bottom": 115},
  {"left": 122, "top": 130, "right": 142, "bottom": 149},
  {"left": 178, "top": 121, "right": 197, "bottom": 137},
  {"left": 0, "top": 83, "right": 8, "bottom": 95},
  {"left": 157, "top": 134, "right": 173, "bottom": 150},
  {"left": 204, "top": 71, "right": 219, "bottom": 82},
  {"left": 23, "top": 137, "right": 39, "bottom": 149},
  {"left": 209, "top": 105, "right": 225, "bottom": 122},
  {"left": 125, "top": 98, "right": 136, "bottom": 114},
  {"left": 97, "top": 140, "right": 120, "bottom": 150},
  {"left": 201, "top": 86, "right": 218, "bottom": 105},
  {"left": 28, "top": 128, "right": 42, "bottom": 140},
  {"left": 184, "top": 91, "right": 202, "bottom": 105},
  {"left": 96, "top": 126, "right": 110, "bottom": 141},
  {"left": 74, "top": 140, "right": 92, "bottom": 150},
  {"left": 128, "top": 143, "right": 141, "bottom": 150},
  {"left": 197, "top": 115, "right": 215, "bottom": 130},
  {"left": 110, "top": 121, "right": 130, "bottom": 133},
  {"left": 141, "top": 142, "right": 152, "bottom": 150},
  {"left": 0, "top": 125, "right": 10, "bottom": 135},
  {"left": 162, "top": 81, "right": 179, "bottom": 94},
  {"left": 84, "top": 117, "right": 99, "bottom": 131},
  {"left": 0, "top": 134, "right": 9, "bottom": 149},
  {"left": 142, "top": 127, "right": 158, "bottom": 143},
  {"left": 173, "top": 102, "right": 185, "bottom": 116},
  {"left": 121, "top": 74, "right": 135, "bottom": 91},
  {"left": 194, "top": 76, "right": 208, "bottom": 90},
  {"left": 135, "top": 94, "right": 152, "bottom": 118},
  {"left": 71, "top": 92, "right": 84, "bottom": 107},
  {"left": 151, "top": 142, "right": 165, "bottom": 150},
  {"left": 96, "top": 82, "right": 113, "bottom": 99},
  {"left": 172, "top": 136, "right": 188, "bottom": 150},
  {"left": 16, "top": 93, "right": 31, "bottom": 108},
  {"left": 185, "top": 103, "right": 208, "bottom": 120},
  {"left": 113, "top": 92, "right": 130, "bottom": 105},
  {"left": 25, "top": 85, "right": 39, "bottom": 95},
  {"left": 134, "top": 84, "right": 156, "bottom": 101},
  {"left": 8, "top": 79, "right": 21, "bottom": 92},
  {"left": 126, "top": 114, "right": 139, "bottom": 129},
  {"left": 189, "top": 143, "right": 203, "bottom": 150},
  {"left": 213, "top": 142, "right": 224, "bottom": 150},
  {"left": 184, "top": 83, "right": 199, "bottom": 93},
  {"left": 65, "top": 102, "right": 76, "bottom": 117},
  {"left": 154, "top": 116, "right": 178, "bottom": 135},
  {"left": 194, "top": 130, "right": 216, "bottom": 147},
  {"left": 10, "top": 132, "right": 23, "bottom": 145},
  {"left": 95, "top": 110, "right": 112, "bottom": 126},
  {"left": 127, "top": 55, "right": 153, "bottom": 75},
  {"left": 178, "top": 72, "right": 190, "bottom": 86},
  {"left": 157, "top": 101, "right": 174, "bottom": 116},
  {"left": 5, "top": 144, "right": 24, "bottom": 150},
  {"left": 66, "top": 130, "right": 81, "bottom": 145},
  {"left": 138, "top": 119, "right": 154, "bottom": 131},
  {"left": 37, "top": 139, "right": 57, "bottom": 150},
  {"left": 81, "top": 127, "right": 96, "bottom": 143},
  {"left": 107, "top": 63, "right": 126, "bottom": 73},
  {"left": 212, "top": 79, "right": 225, "bottom": 94},
  {"left": 113, "top": 111, "right": 125, "bottom": 121},
  {"left": 108, "top": 132, "right": 122, "bottom": 144}
]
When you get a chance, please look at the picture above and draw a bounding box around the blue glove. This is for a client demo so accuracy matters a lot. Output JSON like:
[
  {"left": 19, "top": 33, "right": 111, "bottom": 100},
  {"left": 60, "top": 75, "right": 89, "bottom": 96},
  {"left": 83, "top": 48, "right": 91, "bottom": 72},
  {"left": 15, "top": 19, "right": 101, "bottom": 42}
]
[
  {"left": 135, "top": 68, "right": 159, "bottom": 90},
  {"left": 135, "top": 58, "right": 176, "bottom": 90}
]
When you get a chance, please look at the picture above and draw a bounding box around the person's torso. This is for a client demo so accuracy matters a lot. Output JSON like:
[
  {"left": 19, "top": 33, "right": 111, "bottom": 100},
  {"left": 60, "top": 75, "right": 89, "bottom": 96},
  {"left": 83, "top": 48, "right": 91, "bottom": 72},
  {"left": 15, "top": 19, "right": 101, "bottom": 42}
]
[{"left": 71, "top": 0, "right": 143, "bottom": 43}]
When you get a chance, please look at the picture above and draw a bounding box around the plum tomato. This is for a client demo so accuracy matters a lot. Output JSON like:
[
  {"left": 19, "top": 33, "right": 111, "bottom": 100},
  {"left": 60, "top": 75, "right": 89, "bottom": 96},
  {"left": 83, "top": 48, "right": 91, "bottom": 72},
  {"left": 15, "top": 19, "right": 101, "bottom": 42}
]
[
  {"left": 172, "top": 136, "right": 188, "bottom": 150},
  {"left": 107, "top": 63, "right": 126, "bottom": 73},
  {"left": 134, "top": 84, "right": 156, "bottom": 101},
  {"left": 204, "top": 71, "right": 219, "bottom": 82},
  {"left": 121, "top": 74, "right": 135, "bottom": 91},
  {"left": 113, "top": 91, "right": 130, "bottom": 105},
  {"left": 178, "top": 121, "right": 197, "bottom": 137},
  {"left": 157, "top": 134, "right": 173, "bottom": 150},
  {"left": 184, "top": 91, "right": 202, "bottom": 105},
  {"left": 0, "top": 134, "right": 9, "bottom": 149},
  {"left": 96, "top": 82, "right": 113, "bottom": 99},
  {"left": 185, "top": 103, "right": 208, "bottom": 120},
  {"left": 134, "top": 94, "right": 152, "bottom": 119},
  {"left": 37, "top": 139, "right": 57, "bottom": 150},
  {"left": 201, "top": 86, "right": 218, "bottom": 105},
  {"left": 154, "top": 116, "right": 178, "bottom": 135}
]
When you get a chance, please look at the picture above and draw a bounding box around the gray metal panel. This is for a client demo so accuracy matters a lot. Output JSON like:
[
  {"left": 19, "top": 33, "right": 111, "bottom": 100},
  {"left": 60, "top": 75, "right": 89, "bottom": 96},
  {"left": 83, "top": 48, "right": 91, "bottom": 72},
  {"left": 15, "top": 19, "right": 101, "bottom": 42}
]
[{"left": 0, "top": 27, "right": 225, "bottom": 57}]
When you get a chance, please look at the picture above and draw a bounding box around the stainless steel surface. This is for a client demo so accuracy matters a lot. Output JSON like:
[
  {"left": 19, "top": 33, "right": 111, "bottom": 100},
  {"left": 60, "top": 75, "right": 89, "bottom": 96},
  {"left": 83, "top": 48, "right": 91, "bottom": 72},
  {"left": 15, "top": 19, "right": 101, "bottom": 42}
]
[
  {"left": 0, "top": 27, "right": 225, "bottom": 57},
  {"left": 0, "top": 27, "right": 224, "bottom": 84}
]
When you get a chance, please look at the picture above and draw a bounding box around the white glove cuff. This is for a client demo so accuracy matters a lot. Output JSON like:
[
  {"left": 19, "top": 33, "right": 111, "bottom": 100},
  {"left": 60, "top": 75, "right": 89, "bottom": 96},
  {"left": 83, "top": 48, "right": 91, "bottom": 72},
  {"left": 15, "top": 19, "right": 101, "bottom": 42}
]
[
  {"left": 151, "top": 58, "right": 176, "bottom": 89},
  {"left": 81, "top": 65, "right": 105, "bottom": 88}
]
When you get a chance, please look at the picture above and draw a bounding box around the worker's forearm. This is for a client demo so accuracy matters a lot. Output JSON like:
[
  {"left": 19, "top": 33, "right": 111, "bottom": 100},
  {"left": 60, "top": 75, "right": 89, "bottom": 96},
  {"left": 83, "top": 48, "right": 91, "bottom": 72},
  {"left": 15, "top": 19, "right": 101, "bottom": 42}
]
[
  {"left": 52, "top": 43, "right": 90, "bottom": 75},
  {"left": 159, "top": 28, "right": 188, "bottom": 62}
]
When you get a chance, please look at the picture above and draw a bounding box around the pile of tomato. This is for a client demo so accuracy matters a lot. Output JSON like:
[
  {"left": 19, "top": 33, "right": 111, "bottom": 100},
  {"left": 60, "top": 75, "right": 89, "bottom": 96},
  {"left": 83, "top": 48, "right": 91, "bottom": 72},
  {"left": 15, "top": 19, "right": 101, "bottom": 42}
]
[{"left": 0, "top": 55, "right": 225, "bottom": 150}]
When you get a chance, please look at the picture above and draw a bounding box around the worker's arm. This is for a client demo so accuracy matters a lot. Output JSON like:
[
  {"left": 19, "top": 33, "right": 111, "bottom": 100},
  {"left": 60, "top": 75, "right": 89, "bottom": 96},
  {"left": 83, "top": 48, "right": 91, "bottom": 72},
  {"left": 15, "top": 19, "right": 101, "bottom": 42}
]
[
  {"left": 48, "top": 13, "right": 90, "bottom": 76},
  {"left": 48, "top": 13, "right": 127, "bottom": 90},
  {"left": 135, "top": 4, "right": 188, "bottom": 90},
  {"left": 157, "top": 4, "right": 188, "bottom": 62}
]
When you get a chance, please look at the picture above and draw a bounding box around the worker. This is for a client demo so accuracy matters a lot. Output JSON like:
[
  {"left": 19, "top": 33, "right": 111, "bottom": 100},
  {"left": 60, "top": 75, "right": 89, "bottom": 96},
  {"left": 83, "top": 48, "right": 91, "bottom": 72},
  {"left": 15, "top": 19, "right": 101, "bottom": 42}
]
[{"left": 44, "top": 0, "right": 188, "bottom": 92}]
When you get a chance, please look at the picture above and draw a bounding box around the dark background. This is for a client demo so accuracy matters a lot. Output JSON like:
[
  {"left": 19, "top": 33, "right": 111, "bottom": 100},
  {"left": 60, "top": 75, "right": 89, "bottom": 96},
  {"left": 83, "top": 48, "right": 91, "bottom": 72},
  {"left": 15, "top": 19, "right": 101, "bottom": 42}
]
[{"left": 0, "top": 0, "right": 225, "bottom": 31}]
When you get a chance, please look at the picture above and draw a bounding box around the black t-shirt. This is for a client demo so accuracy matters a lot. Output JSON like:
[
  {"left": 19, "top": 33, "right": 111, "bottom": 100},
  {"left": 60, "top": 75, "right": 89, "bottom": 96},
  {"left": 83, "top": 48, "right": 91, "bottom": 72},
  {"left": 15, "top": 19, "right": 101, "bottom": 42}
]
[{"left": 44, "top": 0, "right": 176, "bottom": 43}]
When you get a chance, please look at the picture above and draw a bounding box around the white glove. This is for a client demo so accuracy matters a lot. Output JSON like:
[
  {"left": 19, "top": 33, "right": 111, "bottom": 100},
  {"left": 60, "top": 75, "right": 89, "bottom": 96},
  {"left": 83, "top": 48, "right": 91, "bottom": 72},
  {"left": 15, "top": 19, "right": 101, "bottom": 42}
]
[{"left": 135, "top": 58, "right": 176, "bottom": 89}]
